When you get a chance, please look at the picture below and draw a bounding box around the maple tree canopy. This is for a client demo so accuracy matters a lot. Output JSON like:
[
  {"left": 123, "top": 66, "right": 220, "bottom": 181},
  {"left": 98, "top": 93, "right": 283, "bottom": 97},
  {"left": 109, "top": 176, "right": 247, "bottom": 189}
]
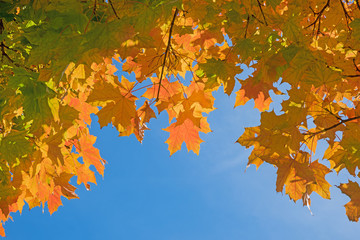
[{"left": 1, "top": 0, "right": 360, "bottom": 235}]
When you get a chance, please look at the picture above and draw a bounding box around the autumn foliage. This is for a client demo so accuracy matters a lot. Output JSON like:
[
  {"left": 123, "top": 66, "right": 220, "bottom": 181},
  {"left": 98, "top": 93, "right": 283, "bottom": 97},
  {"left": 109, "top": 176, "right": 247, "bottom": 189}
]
[{"left": 1, "top": 0, "right": 360, "bottom": 235}]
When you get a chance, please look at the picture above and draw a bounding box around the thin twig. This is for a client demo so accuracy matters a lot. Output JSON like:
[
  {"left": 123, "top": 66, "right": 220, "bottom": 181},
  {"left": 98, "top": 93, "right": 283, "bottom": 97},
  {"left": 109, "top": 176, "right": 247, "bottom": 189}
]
[
  {"left": 2, "top": 45, "right": 18, "bottom": 53},
  {"left": 339, "top": 0, "right": 353, "bottom": 29},
  {"left": 303, "top": 115, "right": 360, "bottom": 136},
  {"left": 324, "top": 107, "right": 342, "bottom": 120},
  {"left": 59, "top": 24, "right": 71, "bottom": 36},
  {"left": 305, "top": 0, "right": 330, "bottom": 35},
  {"left": 93, "top": 0, "right": 97, "bottom": 15},
  {"left": 244, "top": 15, "right": 250, "bottom": 38},
  {"left": 130, "top": 83, "right": 154, "bottom": 93},
  {"left": 156, "top": 8, "right": 179, "bottom": 101},
  {"left": 108, "top": 0, "right": 120, "bottom": 19},
  {"left": 353, "top": 58, "right": 360, "bottom": 72},
  {"left": 309, "top": 6, "right": 318, "bottom": 15},
  {"left": 342, "top": 74, "right": 360, "bottom": 78},
  {"left": 251, "top": 14, "right": 265, "bottom": 25},
  {"left": 256, "top": 0, "right": 268, "bottom": 26}
]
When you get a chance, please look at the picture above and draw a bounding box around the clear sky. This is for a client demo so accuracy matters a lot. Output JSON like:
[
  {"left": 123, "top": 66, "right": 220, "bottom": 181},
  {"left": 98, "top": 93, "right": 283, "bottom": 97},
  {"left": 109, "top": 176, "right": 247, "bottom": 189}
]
[{"left": 4, "top": 61, "right": 360, "bottom": 239}]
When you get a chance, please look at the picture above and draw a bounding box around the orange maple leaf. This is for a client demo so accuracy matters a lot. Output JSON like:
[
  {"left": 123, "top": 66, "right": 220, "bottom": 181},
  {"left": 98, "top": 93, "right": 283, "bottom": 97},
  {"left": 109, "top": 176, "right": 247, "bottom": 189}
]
[
  {"left": 87, "top": 81, "right": 137, "bottom": 131},
  {"left": 75, "top": 129, "right": 105, "bottom": 175},
  {"left": 164, "top": 119, "right": 204, "bottom": 155},
  {"left": 48, "top": 186, "right": 62, "bottom": 215},
  {"left": 338, "top": 181, "right": 360, "bottom": 222}
]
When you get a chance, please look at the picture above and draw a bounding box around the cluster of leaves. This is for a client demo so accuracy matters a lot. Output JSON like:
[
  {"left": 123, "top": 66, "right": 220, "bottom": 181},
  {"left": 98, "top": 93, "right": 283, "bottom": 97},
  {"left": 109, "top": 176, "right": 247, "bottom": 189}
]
[{"left": 1, "top": 0, "right": 360, "bottom": 235}]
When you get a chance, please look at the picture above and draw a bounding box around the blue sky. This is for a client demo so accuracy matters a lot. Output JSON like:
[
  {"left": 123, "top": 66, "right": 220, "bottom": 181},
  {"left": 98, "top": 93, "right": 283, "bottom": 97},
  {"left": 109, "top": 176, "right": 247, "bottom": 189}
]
[{"left": 4, "top": 63, "right": 360, "bottom": 239}]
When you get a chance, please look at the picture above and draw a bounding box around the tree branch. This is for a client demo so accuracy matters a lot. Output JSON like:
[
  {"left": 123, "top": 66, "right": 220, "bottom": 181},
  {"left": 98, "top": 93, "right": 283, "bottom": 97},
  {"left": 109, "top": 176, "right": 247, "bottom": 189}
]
[
  {"left": 156, "top": 8, "right": 178, "bottom": 101},
  {"left": 305, "top": 0, "right": 330, "bottom": 35},
  {"left": 303, "top": 115, "right": 360, "bottom": 136}
]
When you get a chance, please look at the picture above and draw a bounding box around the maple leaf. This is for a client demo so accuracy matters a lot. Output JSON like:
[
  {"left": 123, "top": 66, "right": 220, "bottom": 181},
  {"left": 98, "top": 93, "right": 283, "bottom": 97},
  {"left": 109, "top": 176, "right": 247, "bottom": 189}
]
[
  {"left": 338, "top": 181, "right": 360, "bottom": 222},
  {"left": 267, "top": 152, "right": 315, "bottom": 199},
  {"left": 234, "top": 89, "right": 250, "bottom": 107},
  {"left": 54, "top": 173, "right": 78, "bottom": 200},
  {"left": 138, "top": 100, "right": 156, "bottom": 125},
  {"left": 236, "top": 127, "right": 260, "bottom": 148},
  {"left": 74, "top": 129, "right": 105, "bottom": 176},
  {"left": 235, "top": 77, "right": 273, "bottom": 112},
  {"left": 142, "top": 77, "right": 183, "bottom": 102},
  {"left": 47, "top": 186, "right": 62, "bottom": 215},
  {"left": 164, "top": 119, "right": 206, "bottom": 155},
  {"left": 38, "top": 131, "right": 64, "bottom": 165},
  {"left": 0, "top": 131, "right": 33, "bottom": 164},
  {"left": 67, "top": 93, "right": 98, "bottom": 125},
  {"left": 307, "top": 161, "right": 331, "bottom": 199},
  {"left": 198, "top": 58, "right": 238, "bottom": 95},
  {"left": 87, "top": 81, "right": 137, "bottom": 132}
]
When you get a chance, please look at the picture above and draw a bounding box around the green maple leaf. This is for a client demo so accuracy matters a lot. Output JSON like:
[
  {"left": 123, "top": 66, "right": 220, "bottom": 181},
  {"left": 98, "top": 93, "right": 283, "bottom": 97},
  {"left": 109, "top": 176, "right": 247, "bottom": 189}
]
[
  {"left": 9, "top": 69, "right": 55, "bottom": 129},
  {"left": 0, "top": 131, "right": 33, "bottom": 165},
  {"left": 234, "top": 38, "right": 261, "bottom": 62}
]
